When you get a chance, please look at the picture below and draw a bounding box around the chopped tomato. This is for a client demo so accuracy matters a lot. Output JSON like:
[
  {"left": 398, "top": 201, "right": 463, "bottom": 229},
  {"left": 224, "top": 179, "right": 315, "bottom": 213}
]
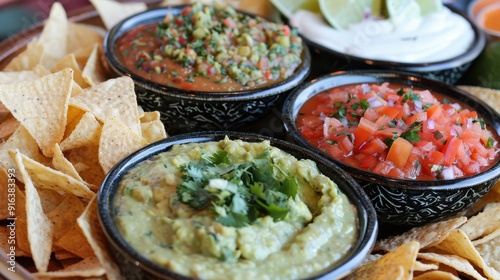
[
  {"left": 353, "top": 117, "right": 378, "bottom": 150},
  {"left": 387, "top": 137, "right": 413, "bottom": 167},
  {"left": 441, "top": 136, "right": 463, "bottom": 166}
]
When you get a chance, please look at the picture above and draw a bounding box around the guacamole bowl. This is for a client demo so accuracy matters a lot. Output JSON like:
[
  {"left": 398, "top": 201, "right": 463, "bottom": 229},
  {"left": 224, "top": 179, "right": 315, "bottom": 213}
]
[
  {"left": 104, "top": 3, "right": 311, "bottom": 135},
  {"left": 98, "top": 131, "right": 378, "bottom": 279},
  {"left": 290, "top": 4, "right": 485, "bottom": 84},
  {"left": 282, "top": 70, "right": 500, "bottom": 226}
]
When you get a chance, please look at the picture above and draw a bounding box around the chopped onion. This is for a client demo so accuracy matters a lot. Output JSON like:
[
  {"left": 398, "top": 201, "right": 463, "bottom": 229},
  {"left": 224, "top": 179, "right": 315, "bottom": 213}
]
[
  {"left": 426, "top": 119, "right": 435, "bottom": 129},
  {"left": 414, "top": 100, "right": 422, "bottom": 112},
  {"left": 340, "top": 117, "right": 349, "bottom": 128},
  {"left": 387, "top": 99, "right": 394, "bottom": 107},
  {"left": 361, "top": 83, "right": 371, "bottom": 94},
  {"left": 451, "top": 103, "right": 461, "bottom": 111},
  {"left": 367, "top": 96, "right": 384, "bottom": 108},
  {"left": 440, "top": 166, "right": 455, "bottom": 180}
]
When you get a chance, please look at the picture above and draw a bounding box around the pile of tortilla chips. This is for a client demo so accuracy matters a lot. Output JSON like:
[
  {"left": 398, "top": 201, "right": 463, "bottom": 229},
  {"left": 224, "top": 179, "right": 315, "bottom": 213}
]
[{"left": 0, "top": 2, "right": 167, "bottom": 279}]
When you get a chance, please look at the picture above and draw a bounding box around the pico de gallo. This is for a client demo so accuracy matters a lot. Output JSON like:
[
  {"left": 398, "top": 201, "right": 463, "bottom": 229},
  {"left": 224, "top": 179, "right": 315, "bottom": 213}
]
[
  {"left": 297, "top": 83, "right": 500, "bottom": 180},
  {"left": 115, "top": 2, "right": 303, "bottom": 92}
]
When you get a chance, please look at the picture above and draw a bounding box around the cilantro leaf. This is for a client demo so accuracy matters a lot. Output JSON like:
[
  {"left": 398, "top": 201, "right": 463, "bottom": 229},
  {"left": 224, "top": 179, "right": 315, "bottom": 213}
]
[
  {"left": 256, "top": 200, "right": 290, "bottom": 222},
  {"left": 401, "top": 121, "right": 422, "bottom": 143},
  {"left": 216, "top": 211, "right": 249, "bottom": 228}
]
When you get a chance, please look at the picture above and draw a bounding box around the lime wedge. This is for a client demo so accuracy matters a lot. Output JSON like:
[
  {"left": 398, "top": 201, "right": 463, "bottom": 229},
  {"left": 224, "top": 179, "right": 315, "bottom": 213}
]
[
  {"left": 319, "top": 0, "right": 375, "bottom": 30},
  {"left": 415, "top": 0, "right": 443, "bottom": 15},
  {"left": 385, "top": 0, "right": 421, "bottom": 24},
  {"left": 270, "top": 0, "right": 320, "bottom": 19}
]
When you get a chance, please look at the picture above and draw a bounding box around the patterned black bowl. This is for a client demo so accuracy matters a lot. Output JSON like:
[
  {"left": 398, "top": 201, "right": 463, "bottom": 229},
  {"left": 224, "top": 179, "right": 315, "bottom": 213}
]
[
  {"left": 293, "top": 5, "right": 485, "bottom": 85},
  {"left": 104, "top": 6, "right": 311, "bottom": 135},
  {"left": 98, "top": 131, "right": 378, "bottom": 280},
  {"left": 282, "top": 70, "right": 500, "bottom": 226}
]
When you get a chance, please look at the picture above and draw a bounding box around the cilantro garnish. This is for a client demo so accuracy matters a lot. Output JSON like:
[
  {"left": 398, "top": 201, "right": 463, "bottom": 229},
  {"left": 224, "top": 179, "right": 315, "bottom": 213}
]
[
  {"left": 400, "top": 121, "right": 422, "bottom": 143},
  {"left": 176, "top": 150, "right": 298, "bottom": 228}
]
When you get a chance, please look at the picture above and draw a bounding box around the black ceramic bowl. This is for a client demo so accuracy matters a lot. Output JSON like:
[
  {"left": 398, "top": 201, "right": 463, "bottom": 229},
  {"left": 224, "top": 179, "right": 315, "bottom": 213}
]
[
  {"left": 293, "top": 5, "right": 485, "bottom": 85},
  {"left": 98, "top": 131, "right": 378, "bottom": 280},
  {"left": 104, "top": 6, "right": 311, "bottom": 135},
  {"left": 282, "top": 70, "right": 500, "bottom": 226}
]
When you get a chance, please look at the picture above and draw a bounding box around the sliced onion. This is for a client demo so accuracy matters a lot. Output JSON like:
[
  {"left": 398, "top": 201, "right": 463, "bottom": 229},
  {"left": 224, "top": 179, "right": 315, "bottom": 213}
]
[
  {"left": 440, "top": 166, "right": 455, "bottom": 180},
  {"left": 387, "top": 99, "right": 394, "bottom": 107}
]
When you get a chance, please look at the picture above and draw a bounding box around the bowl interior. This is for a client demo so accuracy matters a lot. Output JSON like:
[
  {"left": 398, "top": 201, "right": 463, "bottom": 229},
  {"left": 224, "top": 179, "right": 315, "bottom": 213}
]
[
  {"left": 103, "top": 6, "right": 311, "bottom": 101},
  {"left": 98, "top": 131, "right": 378, "bottom": 279},
  {"left": 282, "top": 70, "right": 500, "bottom": 189},
  {"left": 299, "top": 4, "right": 485, "bottom": 73}
]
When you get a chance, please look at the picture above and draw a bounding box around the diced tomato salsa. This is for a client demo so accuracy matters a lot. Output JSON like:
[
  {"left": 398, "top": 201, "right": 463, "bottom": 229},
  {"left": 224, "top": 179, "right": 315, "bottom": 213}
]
[{"left": 297, "top": 83, "right": 500, "bottom": 180}]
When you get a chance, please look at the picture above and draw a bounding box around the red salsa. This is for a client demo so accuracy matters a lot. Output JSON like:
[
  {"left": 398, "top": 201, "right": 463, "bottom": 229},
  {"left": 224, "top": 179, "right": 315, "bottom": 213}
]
[
  {"left": 297, "top": 83, "right": 500, "bottom": 180},
  {"left": 115, "top": 2, "right": 303, "bottom": 92}
]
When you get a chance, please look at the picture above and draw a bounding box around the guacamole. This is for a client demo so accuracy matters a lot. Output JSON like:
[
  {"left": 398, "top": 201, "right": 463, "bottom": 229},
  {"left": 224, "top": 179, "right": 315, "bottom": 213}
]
[{"left": 114, "top": 138, "right": 358, "bottom": 279}]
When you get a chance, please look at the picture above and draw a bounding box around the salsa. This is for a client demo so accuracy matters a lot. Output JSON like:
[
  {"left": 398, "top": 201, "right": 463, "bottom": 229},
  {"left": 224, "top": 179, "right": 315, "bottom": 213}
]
[
  {"left": 115, "top": 2, "right": 303, "bottom": 92},
  {"left": 297, "top": 83, "right": 500, "bottom": 180}
]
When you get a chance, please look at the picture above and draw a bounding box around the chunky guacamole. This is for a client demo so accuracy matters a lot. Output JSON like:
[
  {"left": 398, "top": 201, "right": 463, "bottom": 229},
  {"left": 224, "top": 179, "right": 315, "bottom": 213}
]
[{"left": 114, "top": 138, "right": 358, "bottom": 279}]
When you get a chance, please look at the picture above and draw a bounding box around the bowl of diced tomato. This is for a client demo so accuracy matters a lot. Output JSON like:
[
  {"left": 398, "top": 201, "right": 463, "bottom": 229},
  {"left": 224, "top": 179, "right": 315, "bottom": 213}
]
[{"left": 282, "top": 70, "right": 500, "bottom": 226}]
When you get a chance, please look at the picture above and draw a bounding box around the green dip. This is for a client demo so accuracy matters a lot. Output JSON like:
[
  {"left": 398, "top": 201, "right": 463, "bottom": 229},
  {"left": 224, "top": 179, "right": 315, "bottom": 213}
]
[{"left": 115, "top": 138, "right": 358, "bottom": 279}]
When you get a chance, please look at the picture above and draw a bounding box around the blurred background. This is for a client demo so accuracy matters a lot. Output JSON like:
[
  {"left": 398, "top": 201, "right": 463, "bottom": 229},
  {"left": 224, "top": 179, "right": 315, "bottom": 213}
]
[{"left": 0, "top": 0, "right": 472, "bottom": 42}]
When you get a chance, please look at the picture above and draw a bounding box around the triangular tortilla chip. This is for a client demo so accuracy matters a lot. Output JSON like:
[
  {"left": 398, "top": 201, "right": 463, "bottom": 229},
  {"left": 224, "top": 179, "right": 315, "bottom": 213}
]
[
  {"left": 69, "top": 76, "right": 141, "bottom": 137},
  {"left": 373, "top": 217, "right": 467, "bottom": 252},
  {"left": 50, "top": 53, "right": 88, "bottom": 88},
  {"left": 46, "top": 194, "right": 85, "bottom": 241},
  {"left": 67, "top": 22, "right": 104, "bottom": 54},
  {"left": 66, "top": 144, "right": 105, "bottom": 190},
  {"left": 0, "top": 70, "right": 40, "bottom": 84},
  {"left": 55, "top": 223, "right": 95, "bottom": 259},
  {"left": 8, "top": 150, "right": 95, "bottom": 199},
  {"left": 52, "top": 143, "right": 85, "bottom": 182},
  {"left": 11, "top": 149, "right": 53, "bottom": 272},
  {"left": 0, "top": 68, "right": 73, "bottom": 157},
  {"left": 141, "top": 120, "right": 168, "bottom": 144},
  {"left": 82, "top": 44, "right": 107, "bottom": 86},
  {"left": 33, "top": 255, "right": 105, "bottom": 278},
  {"left": 417, "top": 252, "right": 486, "bottom": 280},
  {"left": 90, "top": 0, "right": 147, "bottom": 30},
  {"left": 77, "top": 196, "right": 121, "bottom": 279},
  {"left": 60, "top": 111, "right": 102, "bottom": 152},
  {"left": 99, "top": 116, "right": 144, "bottom": 173}
]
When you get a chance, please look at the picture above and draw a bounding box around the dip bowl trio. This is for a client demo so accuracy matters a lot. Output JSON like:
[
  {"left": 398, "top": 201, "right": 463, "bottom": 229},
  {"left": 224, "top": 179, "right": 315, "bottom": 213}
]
[{"left": 98, "top": 2, "right": 500, "bottom": 279}]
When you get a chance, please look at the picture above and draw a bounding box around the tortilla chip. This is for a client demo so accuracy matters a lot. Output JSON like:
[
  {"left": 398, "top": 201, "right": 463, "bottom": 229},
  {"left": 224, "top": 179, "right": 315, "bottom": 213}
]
[
  {"left": 46, "top": 194, "right": 85, "bottom": 241},
  {"left": 413, "top": 269, "right": 465, "bottom": 280},
  {"left": 69, "top": 76, "right": 141, "bottom": 136},
  {"left": 66, "top": 144, "right": 105, "bottom": 190},
  {"left": 459, "top": 204, "right": 500, "bottom": 240},
  {"left": 55, "top": 223, "right": 95, "bottom": 259},
  {"left": 54, "top": 250, "right": 79, "bottom": 260},
  {"left": 475, "top": 232, "right": 500, "bottom": 276},
  {"left": 64, "top": 105, "right": 86, "bottom": 139},
  {"left": 3, "top": 40, "right": 46, "bottom": 72},
  {"left": 67, "top": 22, "right": 105, "bottom": 54},
  {"left": 417, "top": 252, "right": 486, "bottom": 280},
  {"left": 0, "top": 126, "right": 48, "bottom": 176},
  {"left": 9, "top": 150, "right": 95, "bottom": 199},
  {"left": 373, "top": 217, "right": 467, "bottom": 252},
  {"left": 466, "top": 180, "right": 500, "bottom": 215},
  {"left": 50, "top": 53, "right": 88, "bottom": 88},
  {"left": 90, "top": 0, "right": 147, "bottom": 30},
  {"left": 0, "top": 70, "right": 40, "bottom": 84},
  {"left": 73, "top": 44, "right": 98, "bottom": 69},
  {"left": 33, "top": 256, "right": 105, "bottom": 278},
  {"left": 473, "top": 228, "right": 500, "bottom": 246},
  {"left": 11, "top": 149, "right": 53, "bottom": 272},
  {"left": 60, "top": 112, "right": 102, "bottom": 152},
  {"left": 77, "top": 196, "right": 121, "bottom": 279},
  {"left": 52, "top": 143, "right": 84, "bottom": 182},
  {"left": 140, "top": 111, "right": 161, "bottom": 122},
  {"left": 458, "top": 85, "right": 500, "bottom": 113},
  {"left": 99, "top": 116, "right": 144, "bottom": 173},
  {"left": 38, "top": 189, "right": 65, "bottom": 213},
  {"left": 141, "top": 120, "right": 168, "bottom": 144},
  {"left": 431, "top": 229, "right": 500, "bottom": 279},
  {"left": 0, "top": 68, "right": 73, "bottom": 157},
  {"left": 0, "top": 114, "right": 19, "bottom": 140},
  {"left": 346, "top": 241, "right": 420, "bottom": 280},
  {"left": 82, "top": 44, "right": 107, "bottom": 86},
  {"left": 413, "top": 260, "right": 440, "bottom": 272},
  {"left": 0, "top": 226, "right": 29, "bottom": 257},
  {"left": 0, "top": 168, "right": 10, "bottom": 220}
]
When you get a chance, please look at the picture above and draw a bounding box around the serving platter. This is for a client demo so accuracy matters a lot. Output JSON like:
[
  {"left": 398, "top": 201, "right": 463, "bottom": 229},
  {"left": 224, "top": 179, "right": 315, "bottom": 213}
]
[{"left": 1, "top": 0, "right": 500, "bottom": 279}]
